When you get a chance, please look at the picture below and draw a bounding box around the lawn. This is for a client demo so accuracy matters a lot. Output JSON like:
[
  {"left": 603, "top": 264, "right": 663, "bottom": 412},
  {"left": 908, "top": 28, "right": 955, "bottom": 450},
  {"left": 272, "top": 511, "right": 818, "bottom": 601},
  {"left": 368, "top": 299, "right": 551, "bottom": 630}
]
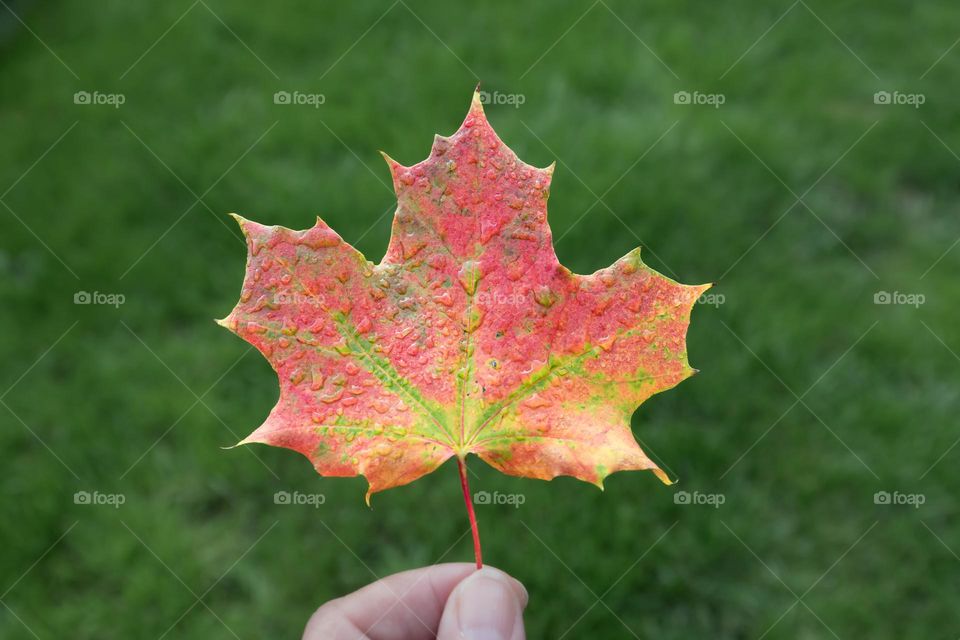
[{"left": 1, "top": 1, "right": 958, "bottom": 638}]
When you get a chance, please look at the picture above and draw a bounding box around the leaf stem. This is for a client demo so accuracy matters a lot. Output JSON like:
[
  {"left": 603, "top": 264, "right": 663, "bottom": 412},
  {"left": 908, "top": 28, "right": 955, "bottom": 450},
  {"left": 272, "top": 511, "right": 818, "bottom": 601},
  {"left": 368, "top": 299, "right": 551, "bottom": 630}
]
[{"left": 457, "top": 456, "right": 483, "bottom": 569}]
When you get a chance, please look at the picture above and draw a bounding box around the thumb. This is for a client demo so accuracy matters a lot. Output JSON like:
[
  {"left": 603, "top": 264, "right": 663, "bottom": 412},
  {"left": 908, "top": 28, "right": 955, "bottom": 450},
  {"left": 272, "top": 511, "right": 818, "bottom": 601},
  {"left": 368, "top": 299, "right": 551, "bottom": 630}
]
[{"left": 437, "top": 567, "right": 527, "bottom": 640}]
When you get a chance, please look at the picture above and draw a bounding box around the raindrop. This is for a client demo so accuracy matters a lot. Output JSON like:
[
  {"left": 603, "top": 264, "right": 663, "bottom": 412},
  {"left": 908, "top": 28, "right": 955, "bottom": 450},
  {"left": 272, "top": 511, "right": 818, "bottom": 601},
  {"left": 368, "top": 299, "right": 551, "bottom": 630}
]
[
  {"left": 458, "top": 261, "right": 482, "bottom": 295},
  {"left": 534, "top": 286, "right": 557, "bottom": 308},
  {"left": 356, "top": 317, "right": 373, "bottom": 334}
]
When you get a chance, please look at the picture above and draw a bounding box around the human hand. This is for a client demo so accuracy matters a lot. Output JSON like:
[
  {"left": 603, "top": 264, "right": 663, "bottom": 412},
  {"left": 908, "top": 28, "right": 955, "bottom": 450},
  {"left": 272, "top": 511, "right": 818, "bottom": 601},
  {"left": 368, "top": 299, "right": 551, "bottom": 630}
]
[{"left": 303, "top": 562, "right": 527, "bottom": 640}]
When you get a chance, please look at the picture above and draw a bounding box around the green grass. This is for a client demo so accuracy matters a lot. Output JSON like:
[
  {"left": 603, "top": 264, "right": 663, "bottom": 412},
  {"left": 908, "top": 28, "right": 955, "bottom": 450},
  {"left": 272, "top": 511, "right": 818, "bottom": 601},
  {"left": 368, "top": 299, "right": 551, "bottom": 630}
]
[{"left": 2, "top": 1, "right": 959, "bottom": 637}]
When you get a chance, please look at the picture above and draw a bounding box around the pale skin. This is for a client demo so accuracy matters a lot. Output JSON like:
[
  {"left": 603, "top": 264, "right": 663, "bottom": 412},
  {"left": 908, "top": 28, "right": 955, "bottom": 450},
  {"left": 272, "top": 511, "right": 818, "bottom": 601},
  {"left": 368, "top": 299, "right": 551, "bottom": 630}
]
[{"left": 303, "top": 563, "right": 527, "bottom": 640}]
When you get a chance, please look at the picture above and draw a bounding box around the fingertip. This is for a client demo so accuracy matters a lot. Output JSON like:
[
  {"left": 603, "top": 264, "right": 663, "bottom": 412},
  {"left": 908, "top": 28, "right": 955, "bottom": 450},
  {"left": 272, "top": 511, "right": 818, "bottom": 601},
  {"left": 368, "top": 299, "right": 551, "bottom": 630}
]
[
  {"left": 438, "top": 566, "right": 527, "bottom": 639},
  {"left": 473, "top": 566, "right": 528, "bottom": 608}
]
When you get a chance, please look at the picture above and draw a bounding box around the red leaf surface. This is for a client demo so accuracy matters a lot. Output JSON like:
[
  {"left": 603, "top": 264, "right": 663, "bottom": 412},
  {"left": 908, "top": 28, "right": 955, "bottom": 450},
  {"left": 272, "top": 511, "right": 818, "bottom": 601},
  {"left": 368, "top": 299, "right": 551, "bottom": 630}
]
[{"left": 218, "top": 91, "right": 709, "bottom": 504}]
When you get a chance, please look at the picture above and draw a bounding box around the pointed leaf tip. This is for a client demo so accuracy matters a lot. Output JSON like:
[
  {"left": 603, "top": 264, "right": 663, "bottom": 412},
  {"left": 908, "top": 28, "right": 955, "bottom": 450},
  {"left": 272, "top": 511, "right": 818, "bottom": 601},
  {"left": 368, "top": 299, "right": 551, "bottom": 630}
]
[
  {"left": 469, "top": 89, "right": 485, "bottom": 116},
  {"left": 653, "top": 468, "right": 674, "bottom": 485},
  {"left": 223, "top": 437, "right": 249, "bottom": 450},
  {"left": 378, "top": 149, "right": 396, "bottom": 164},
  {"left": 214, "top": 316, "right": 236, "bottom": 330}
]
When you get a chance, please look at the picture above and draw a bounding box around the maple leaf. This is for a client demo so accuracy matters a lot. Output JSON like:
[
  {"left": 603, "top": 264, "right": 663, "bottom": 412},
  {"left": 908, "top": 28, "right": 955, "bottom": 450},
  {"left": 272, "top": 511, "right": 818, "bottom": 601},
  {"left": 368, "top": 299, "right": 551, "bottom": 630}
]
[{"left": 218, "top": 90, "right": 709, "bottom": 564}]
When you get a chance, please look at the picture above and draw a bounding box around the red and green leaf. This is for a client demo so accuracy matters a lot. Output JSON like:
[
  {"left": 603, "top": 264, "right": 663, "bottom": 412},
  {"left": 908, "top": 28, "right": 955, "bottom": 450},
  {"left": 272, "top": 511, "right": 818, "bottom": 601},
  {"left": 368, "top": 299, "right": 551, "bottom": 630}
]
[{"left": 218, "top": 91, "right": 709, "bottom": 510}]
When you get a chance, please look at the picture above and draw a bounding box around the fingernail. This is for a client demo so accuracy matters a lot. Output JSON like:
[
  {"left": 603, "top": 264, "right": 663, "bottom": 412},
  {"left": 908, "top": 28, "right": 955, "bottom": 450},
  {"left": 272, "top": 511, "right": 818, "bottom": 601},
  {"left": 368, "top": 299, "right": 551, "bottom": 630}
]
[{"left": 455, "top": 568, "right": 525, "bottom": 640}]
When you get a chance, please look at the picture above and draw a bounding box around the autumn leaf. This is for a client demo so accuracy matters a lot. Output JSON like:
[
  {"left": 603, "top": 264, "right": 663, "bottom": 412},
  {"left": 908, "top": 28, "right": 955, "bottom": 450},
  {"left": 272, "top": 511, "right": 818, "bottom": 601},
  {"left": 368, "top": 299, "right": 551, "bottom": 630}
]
[{"left": 218, "top": 90, "right": 709, "bottom": 563}]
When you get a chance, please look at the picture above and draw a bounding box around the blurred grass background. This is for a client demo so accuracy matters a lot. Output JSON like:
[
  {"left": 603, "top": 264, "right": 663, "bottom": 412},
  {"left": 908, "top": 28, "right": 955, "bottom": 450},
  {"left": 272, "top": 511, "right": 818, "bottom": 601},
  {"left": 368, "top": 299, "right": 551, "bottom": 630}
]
[{"left": 1, "top": 1, "right": 958, "bottom": 637}]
